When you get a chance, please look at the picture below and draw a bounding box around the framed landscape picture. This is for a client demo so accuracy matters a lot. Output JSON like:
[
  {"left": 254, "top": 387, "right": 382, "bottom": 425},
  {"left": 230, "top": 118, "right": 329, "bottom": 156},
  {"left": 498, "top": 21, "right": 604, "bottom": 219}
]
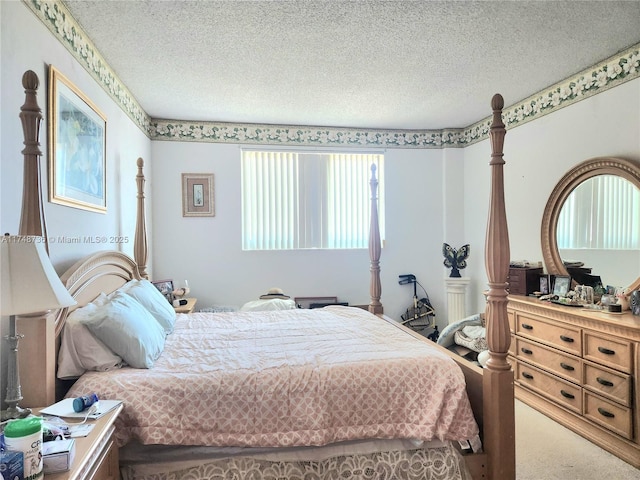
[{"left": 48, "top": 65, "right": 107, "bottom": 213}]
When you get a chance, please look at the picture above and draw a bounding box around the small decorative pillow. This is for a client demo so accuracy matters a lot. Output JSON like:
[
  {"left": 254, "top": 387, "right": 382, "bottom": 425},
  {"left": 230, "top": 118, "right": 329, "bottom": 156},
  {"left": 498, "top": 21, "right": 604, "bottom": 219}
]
[
  {"left": 80, "top": 291, "right": 166, "bottom": 369},
  {"left": 57, "top": 293, "right": 123, "bottom": 379},
  {"left": 454, "top": 326, "right": 488, "bottom": 353},
  {"left": 240, "top": 298, "right": 297, "bottom": 311},
  {"left": 121, "top": 279, "right": 177, "bottom": 334}
]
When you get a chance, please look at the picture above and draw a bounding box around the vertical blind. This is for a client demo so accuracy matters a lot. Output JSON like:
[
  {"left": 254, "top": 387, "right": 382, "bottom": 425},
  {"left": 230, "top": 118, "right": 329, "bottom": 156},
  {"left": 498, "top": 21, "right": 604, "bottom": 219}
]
[
  {"left": 241, "top": 150, "right": 384, "bottom": 250},
  {"left": 557, "top": 175, "right": 639, "bottom": 249}
]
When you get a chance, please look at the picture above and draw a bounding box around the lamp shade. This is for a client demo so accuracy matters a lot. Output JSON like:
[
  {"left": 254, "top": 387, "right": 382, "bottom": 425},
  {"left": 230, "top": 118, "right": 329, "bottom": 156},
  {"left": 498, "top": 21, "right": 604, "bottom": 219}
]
[{"left": 1, "top": 236, "right": 76, "bottom": 316}]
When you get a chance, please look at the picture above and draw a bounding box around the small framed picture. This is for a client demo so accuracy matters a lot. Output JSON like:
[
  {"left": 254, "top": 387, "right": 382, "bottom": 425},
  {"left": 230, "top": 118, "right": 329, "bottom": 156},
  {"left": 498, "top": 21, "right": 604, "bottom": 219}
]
[
  {"left": 152, "top": 279, "right": 174, "bottom": 303},
  {"left": 552, "top": 275, "right": 571, "bottom": 297},
  {"left": 539, "top": 274, "right": 550, "bottom": 294},
  {"left": 182, "top": 173, "right": 214, "bottom": 217}
]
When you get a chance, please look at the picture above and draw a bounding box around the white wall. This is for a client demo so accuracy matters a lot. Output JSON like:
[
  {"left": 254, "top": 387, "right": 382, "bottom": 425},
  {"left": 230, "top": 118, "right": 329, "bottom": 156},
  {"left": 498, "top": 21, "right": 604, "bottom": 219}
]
[
  {"left": 463, "top": 78, "right": 640, "bottom": 310},
  {"left": 1, "top": 1, "right": 151, "bottom": 408},
  {"left": 150, "top": 142, "right": 457, "bottom": 322},
  {"left": 1, "top": 1, "right": 151, "bottom": 270}
]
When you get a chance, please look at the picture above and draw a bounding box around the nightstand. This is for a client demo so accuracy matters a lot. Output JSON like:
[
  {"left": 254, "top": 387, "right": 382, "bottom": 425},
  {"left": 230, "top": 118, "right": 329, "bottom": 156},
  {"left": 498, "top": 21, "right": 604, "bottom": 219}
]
[
  {"left": 37, "top": 403, "right": 123, "bottom": 480},
  {"left": 174, "top": 297, "right": 197, "bottom": 313}
]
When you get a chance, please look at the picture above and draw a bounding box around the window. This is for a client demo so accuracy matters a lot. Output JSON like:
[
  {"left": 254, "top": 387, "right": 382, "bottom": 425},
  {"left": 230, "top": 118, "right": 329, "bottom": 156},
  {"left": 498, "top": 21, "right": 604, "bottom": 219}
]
[
  {"left": 557, "top": 175, "right": 639, "bottom": 249},
  {"left": 241, "top": 150, "right": 384, "bottom": 250}
]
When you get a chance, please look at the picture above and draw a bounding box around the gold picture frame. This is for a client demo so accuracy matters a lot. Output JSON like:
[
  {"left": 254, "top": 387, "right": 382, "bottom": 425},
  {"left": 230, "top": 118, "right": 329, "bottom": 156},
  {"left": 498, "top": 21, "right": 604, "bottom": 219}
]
[
  {"left": 48, "top": 65, "right": 107, "bottom": 213},
  {"left": 182, "top": 173, "right": 215, "bottom": 217}
]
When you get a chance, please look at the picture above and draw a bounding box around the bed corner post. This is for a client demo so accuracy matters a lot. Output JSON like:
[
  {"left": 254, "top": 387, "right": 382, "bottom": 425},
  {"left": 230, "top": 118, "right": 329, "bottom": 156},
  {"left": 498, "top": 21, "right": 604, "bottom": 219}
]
[
  {"left": 134, "top": 157, "right": 149, "bottom": 279},
  {"left": 483, "top": 94, "right": 516, "bottom": 480},
  {"left": 19, "top": 70, "right": 48, "bottom": 251},
  {"left": 368, "top": 164, "right": 383, "bottom": 315}
]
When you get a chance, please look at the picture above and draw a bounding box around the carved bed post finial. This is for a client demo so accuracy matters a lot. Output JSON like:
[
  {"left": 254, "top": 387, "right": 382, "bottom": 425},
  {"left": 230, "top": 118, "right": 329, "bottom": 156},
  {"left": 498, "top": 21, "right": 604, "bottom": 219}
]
[
  {"left": 134, "top": 157, "right": 149, "bottom": 279},
  {"left": 368, "top": 164, "right": 383, "bottom": 314},
  {"left": 483, "top": 93, "right": 516, "bottom": 480},
  {"left": 19, "top": 70, "right": 48, "bottom": 253}
]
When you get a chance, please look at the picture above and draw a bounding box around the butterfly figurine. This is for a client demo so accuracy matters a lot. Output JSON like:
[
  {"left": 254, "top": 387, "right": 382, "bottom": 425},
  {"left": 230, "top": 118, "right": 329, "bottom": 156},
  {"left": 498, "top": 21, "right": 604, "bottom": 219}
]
[{"left": 442, "top": 243, "right": 470, "bottom": 278}]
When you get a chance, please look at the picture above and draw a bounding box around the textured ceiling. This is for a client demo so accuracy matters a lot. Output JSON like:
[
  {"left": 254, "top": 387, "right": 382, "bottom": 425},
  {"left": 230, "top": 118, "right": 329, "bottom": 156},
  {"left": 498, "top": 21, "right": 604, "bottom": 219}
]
[{"left": 62, "top": 0, "right": 640, "bottom": 130}]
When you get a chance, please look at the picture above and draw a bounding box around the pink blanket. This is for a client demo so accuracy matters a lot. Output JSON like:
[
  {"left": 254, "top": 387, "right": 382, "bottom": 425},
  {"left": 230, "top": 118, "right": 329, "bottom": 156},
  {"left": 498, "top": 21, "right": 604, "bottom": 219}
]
[{"left": 67, "top": 306, "right": 479, "bottom": 447}]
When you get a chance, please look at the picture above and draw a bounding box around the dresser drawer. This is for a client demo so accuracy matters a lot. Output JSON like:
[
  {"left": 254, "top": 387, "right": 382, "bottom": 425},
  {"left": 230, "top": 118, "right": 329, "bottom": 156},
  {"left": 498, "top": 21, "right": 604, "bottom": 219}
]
[
  {"left": 516, "top": 361, "right": 582, "bottom": 414},
  {"left": 583, "top": 391, "right": 633, "bottom": 440},
  {"left": 583, "top": 362, "right": 631, "bottom": 407},
  {"left": 516, "top": 337, "right": 581, "bottom": 384},
  {"left": 516, "top": 314, "right": 581, "bottom": 355},
  {"left": 583, "top": 332, "right": 632, "bottom": 374}
]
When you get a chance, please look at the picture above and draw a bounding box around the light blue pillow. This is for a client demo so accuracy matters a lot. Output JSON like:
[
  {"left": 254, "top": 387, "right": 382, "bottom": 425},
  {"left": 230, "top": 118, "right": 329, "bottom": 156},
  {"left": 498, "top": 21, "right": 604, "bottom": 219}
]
[
  {"left": 122, "top": 279, "right": 177, "bottom": 334},
  {"left": 80, "top": 292, "right": 166, "bottom": 369}
]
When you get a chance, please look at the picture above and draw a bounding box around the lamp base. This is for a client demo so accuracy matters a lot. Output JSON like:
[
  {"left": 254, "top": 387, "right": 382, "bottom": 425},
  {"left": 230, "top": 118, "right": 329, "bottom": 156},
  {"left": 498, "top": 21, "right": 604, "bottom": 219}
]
[{"left": 1, "top": 404, "right": 32, "bottom": 421}]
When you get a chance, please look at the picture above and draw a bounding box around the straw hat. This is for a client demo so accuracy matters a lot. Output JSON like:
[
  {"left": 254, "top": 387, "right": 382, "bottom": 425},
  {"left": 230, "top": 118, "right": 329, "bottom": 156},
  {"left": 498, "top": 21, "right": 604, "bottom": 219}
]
[{"left": 259, "top": 287, "right": 290, "bottom": 299}]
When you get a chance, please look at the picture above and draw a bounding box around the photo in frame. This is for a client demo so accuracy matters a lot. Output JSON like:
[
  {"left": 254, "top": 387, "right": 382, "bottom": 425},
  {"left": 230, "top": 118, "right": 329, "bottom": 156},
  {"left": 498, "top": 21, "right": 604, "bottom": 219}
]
[
  {"left": 539, "top": 274, "right": 551, "bottom": 294},
  {"left": 182, "top": 173, "right": 215, "bottom": 217},
  {"left": 152, "top": 279, "right": 174, "bottom": 304},
  {"left": 48, "top": 65, "right": 107, "bottom": 213},
  {"left": 552, "top": 275, "right": 571, "bottom": 297}
]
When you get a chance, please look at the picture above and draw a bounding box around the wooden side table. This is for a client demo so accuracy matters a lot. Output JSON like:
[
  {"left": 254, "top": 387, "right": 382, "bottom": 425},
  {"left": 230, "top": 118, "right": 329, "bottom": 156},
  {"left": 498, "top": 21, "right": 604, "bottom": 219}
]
[
  {"left": 37, "top": 403, "right": 123, "bottom": 480},
  {"left": 174, "top": 297, "right": 197, "bottom": 313}
]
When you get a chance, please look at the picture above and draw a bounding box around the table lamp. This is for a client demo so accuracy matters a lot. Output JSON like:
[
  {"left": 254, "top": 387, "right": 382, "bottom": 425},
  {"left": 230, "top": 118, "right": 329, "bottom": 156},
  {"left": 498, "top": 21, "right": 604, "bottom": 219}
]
[{"left": 1, "top": 235, "right": 76, "bottom": 420}]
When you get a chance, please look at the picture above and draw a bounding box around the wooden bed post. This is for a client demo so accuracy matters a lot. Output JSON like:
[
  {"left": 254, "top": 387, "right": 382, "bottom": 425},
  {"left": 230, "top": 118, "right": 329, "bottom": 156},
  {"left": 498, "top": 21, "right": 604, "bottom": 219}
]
[
  {"left": 19, "top": 70, "right": 48, "bottom": 250},
  {"left": 483, "top": 94, "right": 516, "bottom": 479},
  {"left": 368, "top": 164, "right": 383, "bottom": 314},
  {"left": 134, "top": 157, "right": 149, "bottom": 279},
  {"left": 16, "top": 70, "right": 56, "bottom": 409}
]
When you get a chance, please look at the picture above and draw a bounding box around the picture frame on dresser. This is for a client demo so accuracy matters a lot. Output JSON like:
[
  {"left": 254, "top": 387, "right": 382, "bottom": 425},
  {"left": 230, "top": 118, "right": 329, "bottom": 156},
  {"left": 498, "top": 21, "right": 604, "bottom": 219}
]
[
  {"left": 539, "top": 274, "right": 551, "bottom": 294},
  {"left": 48, "top": 65, "right": 107, "bottom": 213},
  {"left": 552, "top": 275, "right": 571, "bottom": 297}
]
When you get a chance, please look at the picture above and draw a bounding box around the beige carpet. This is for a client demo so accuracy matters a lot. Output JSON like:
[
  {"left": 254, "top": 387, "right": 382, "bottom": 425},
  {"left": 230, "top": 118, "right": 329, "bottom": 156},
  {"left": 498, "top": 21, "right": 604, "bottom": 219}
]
[{"left": 515, "top": 400, "right": 639, "bottom": 479}]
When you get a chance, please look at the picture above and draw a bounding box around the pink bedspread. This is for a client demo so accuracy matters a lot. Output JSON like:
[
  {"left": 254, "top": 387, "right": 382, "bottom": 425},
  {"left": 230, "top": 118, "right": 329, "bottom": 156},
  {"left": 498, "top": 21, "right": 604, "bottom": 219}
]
[{"left": 66, "top": 306, "right": 479, "bottom": 448}]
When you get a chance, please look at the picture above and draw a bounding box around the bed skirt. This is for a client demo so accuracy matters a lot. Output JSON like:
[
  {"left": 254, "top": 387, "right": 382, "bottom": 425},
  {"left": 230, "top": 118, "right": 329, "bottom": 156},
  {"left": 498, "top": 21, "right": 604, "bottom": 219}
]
[{"left": 120, "top": 439, "right": 472, "bottom": 480}]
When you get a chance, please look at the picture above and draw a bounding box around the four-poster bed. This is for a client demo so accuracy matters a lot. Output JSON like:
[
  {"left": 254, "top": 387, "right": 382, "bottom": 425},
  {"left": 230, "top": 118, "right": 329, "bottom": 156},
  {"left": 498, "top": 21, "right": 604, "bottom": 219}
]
[{"left": 15, "top": 70, "right": 515, "bottom": 480}]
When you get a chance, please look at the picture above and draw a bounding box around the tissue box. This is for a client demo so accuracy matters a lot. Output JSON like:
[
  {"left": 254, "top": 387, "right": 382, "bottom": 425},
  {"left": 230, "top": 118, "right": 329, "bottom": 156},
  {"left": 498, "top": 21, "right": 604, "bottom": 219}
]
[
  {"left": 0, "top": 450, "right": 23, "bottom": 480},
  {"left": 43, "top": 438, "right": 75, "bottom": 474}
]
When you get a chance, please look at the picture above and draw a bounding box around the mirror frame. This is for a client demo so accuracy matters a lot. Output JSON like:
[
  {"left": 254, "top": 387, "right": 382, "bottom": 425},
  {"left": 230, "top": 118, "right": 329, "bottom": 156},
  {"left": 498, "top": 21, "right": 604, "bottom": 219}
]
[{"left": 541, "top": 156, "right": 640, "bottom": 294}]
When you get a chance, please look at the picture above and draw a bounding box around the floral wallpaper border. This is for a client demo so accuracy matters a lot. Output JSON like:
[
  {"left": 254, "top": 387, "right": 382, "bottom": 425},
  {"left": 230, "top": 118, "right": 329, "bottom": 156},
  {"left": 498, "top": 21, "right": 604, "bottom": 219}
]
[{"left": 26, "top": 0, "right": 640, "bottom": 149}]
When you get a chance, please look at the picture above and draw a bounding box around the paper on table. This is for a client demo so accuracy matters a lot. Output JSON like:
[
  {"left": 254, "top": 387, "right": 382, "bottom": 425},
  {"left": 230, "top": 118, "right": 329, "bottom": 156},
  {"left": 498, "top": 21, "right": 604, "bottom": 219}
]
[{"left": 40, "top": 398, "right": 123, "bottom": 419}]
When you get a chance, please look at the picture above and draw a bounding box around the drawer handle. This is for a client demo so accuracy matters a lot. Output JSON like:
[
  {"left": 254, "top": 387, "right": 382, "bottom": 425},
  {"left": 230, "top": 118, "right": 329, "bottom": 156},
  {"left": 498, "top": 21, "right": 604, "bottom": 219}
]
[
  {"left": 597, "top": 407, "right": 615, "bottom": 418},
  {"left": 597, "top": 346, "right": 615, "bottom": 355},
  {"left": 597, "top": 377, "right": 614, "bottom": 387},
  {"left": 521, "top": 323, "right": 533, "bottom": 330},
  {"left": 522, "top": 372, "right": 534, "bottom": 380},
  {"left": 560, "top": 390, "right": 575, "bottom": 399},
  {"left": 560, "top": 362, "right": 575, "bottom": 371},
  {"left": 520, "top": 348, "right": 533, "bottom": 355},
  {"left": 559, "top": 335, "right": 574, "bottom": 343}
]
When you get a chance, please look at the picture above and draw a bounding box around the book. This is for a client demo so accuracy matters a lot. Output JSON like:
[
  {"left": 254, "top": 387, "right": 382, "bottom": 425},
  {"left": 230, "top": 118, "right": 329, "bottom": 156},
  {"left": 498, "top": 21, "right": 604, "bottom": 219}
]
[{"left": 40, "top": 398, "right": 122, "bottom": 420}]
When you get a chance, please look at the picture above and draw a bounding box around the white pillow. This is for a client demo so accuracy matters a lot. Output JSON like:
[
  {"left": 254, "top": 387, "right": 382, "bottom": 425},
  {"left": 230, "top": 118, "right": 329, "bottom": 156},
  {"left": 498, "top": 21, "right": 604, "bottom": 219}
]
[
  {"left": 121, "top": 279, "right": 177, "bottom": 334},
  {"left": 240, "top": 298, "right": 297, "bottom": 311},
  {"left": 80, "top": 291, "right": 166, "bottom": 369},
  {"left": 57, "top": 293, "right": 123, "bottom": 379}
]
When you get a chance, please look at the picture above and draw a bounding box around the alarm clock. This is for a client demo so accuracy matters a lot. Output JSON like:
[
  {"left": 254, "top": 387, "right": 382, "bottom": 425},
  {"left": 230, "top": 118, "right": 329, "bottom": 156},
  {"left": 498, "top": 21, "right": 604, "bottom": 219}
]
[{"left": 631, "top": 290, "right": 640, "bottom": 316}]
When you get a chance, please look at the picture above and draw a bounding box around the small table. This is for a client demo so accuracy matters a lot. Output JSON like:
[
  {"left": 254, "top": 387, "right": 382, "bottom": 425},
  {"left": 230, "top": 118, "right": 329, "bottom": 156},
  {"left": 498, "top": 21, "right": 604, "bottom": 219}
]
[
  {"left": 36, "top": 403, "right": 123, "bottom": 480},
  {"left": 174, "top": 297, "right": 197, "bottom": 313}
]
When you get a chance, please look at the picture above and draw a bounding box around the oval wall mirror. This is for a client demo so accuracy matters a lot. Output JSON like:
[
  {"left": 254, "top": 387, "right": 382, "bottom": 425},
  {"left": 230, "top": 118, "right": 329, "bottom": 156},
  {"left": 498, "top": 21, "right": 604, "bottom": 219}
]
[{"left": 541, "top": 157, "right": 640, "bottom": 294}]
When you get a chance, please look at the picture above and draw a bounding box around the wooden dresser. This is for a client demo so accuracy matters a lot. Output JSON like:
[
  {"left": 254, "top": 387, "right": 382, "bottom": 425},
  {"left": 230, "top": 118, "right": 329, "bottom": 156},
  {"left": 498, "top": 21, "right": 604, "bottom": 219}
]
[{"left": 507, "top": 295, "right": 640, "bottom": 467}]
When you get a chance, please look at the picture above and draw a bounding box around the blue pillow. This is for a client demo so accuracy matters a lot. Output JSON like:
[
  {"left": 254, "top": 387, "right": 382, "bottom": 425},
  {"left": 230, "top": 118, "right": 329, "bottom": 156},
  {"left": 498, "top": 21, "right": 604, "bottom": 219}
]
[
  {"left": 122, "top": 279, "right": 177, "bottom": 334},
  {"left": 80, "top": 292, "right": 166, "bottom": 368}
]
